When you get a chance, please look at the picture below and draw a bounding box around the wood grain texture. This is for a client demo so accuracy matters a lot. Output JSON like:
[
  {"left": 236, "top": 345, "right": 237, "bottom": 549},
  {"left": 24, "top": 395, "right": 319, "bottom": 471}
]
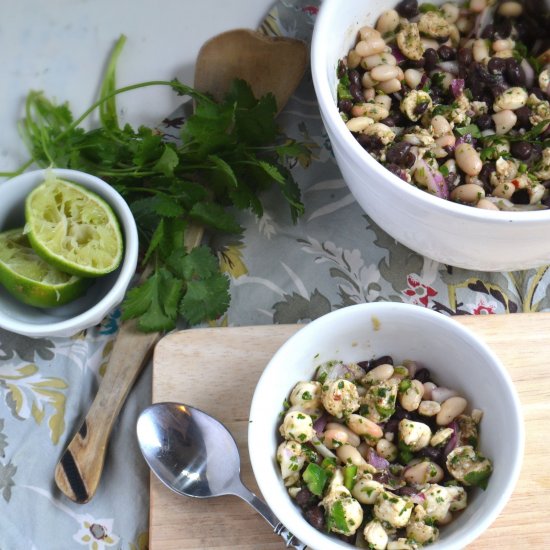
[{"left": 151, "top": 313, "right": 550, "bottom": 549}]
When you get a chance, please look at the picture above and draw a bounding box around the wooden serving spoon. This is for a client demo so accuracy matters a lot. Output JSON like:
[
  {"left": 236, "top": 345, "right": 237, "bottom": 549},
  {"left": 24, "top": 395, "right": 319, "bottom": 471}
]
[{"left": 54, "top": 30, "right": 307, "bottom": 504}]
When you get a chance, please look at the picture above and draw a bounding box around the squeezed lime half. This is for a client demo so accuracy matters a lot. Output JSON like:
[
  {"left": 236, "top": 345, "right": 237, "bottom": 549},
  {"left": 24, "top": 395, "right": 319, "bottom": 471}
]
[
  {"left": 0, "top": 227, "right": 91, "bottom": 308},
  {"left": 25, "top": 174, "right": 124, "bottom": 277}
]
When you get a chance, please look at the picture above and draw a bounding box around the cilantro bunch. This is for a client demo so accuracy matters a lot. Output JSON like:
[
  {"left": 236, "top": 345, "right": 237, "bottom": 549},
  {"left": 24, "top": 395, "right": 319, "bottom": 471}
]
[{"left": 4, "top": 35, "right": 311, "bottom": 332}]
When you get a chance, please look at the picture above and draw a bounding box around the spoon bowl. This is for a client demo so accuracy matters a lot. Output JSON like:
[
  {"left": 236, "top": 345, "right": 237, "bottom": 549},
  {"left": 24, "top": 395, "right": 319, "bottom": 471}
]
[{"left": 137, "top": 402, "right": 307, "bottom": 549}]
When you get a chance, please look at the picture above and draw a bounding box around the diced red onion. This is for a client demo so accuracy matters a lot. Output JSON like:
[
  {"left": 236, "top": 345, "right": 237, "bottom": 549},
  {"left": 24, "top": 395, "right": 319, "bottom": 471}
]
[
  {"left": 416, "top": 159, "right": 449, "bottom": 200},
  {"left": 455, "top": 134, "right": 477, "bottom": 148},
  {"left": 450, "top": 78, "right": 465, "bottom": 98},
  {"left": 391, "top": 45, "right": 405, "bottom": 64},
  {"left": 520, "top": 59, "right": 535, "bottom": 88},
  {"left": 443, "top": 421, "right": 459, "bottom": 457},
  {"left": 313, "top": 413, "right": 328, "bottom": 434},
  {"left": 431, "top": 386, "right": 459, "bottom": 403},
  {"left": 366, "top": 447, "right": 390, "bottom": 470}
]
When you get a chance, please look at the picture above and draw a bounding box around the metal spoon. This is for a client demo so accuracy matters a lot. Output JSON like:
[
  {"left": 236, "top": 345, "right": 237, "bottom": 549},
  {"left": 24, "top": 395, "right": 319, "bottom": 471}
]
[{"left": 136, "top": 402, "right": 307, "bottom": 549}]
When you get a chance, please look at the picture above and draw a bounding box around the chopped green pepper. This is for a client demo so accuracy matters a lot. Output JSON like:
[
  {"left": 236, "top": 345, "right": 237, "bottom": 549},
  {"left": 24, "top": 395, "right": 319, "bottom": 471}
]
[
  {"left": 343, "top": 465, "right": 358, "bottom": 490},
  {"left": 302, "top": 463, "right": 328, "bottom": 496}
]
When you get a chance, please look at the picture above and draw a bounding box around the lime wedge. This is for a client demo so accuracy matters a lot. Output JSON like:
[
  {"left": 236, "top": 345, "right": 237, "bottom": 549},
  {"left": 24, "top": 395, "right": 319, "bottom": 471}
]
[
  {"left": 25, "top": 174, "right": 123, "bottom": 277},
  {"left": 0, "top": 228, "right": 91, "bottom": 308}
]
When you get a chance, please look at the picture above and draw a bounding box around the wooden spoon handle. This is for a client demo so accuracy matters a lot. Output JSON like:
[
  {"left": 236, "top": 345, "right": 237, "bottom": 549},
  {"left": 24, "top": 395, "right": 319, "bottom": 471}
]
[{"left": 54, "top": 319, "right": 160, "bottom": 503}]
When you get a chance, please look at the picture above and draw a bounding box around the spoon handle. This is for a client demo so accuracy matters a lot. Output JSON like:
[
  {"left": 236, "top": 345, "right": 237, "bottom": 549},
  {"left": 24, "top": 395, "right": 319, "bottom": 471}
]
[{"left": 232, "top": 483, "right": 307, "bottom": 549}]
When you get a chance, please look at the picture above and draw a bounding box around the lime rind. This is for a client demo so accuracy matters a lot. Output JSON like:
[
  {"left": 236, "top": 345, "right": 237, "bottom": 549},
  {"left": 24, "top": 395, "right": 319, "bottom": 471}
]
[
  {"left": 25, "top": 174, "right": 124, "bottom": 278},
  {"left": 0, "top": 228, "right": 91, "bottom": 308}
]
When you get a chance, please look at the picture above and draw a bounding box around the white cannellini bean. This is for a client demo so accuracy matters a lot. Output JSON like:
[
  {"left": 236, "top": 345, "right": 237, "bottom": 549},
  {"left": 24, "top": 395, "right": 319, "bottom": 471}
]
[
  {"left": 404, "top": 68, "right": 423, "bottom": 89},
  {"left": 469, "top": 0, "right": 487, "bottom": 13},
  {"left": 455, "top": 143, "right": 482, "bottom": 176},
  {"left": 376, "top": 9, "right": 400, "bottom": 35},
  {"left": 347, "top": 49, "right": 362, "bottom": 69},
  {"left": 371, "top": 64, "right": 399, "bottom": 82},
  {"left": 359, "top": 26, "right": 382, "bottom": 42},
  {"left": 346, "top": 116, "right": 375, "bottom": 133},
  {"left": 456, "top": 16, "right": 473, "bottom": 34},
  {"left": 494, "top": 49, "right": 514, "bottom": 59},
  {"left": 431, "top": 115, "right": 452, "bottom": 137},
  {"left": 492, "top": 38, "right": 514, "bottom": 52},
  {"left": 423, "top": 381, "right": 437, "bottom": 400},
  {"left": 473, "top": 39, "right": 490, "bottom": 62},
  {"left": 351, "top": 103, "right": 389, "bottom": 121},
  {"left": 400, "top": 379, "right": 424, "bottom": 411},
  {"left": 323, "top": 427, "right": 349, "bottom": 448},
  {"left": 450, "top": 183, "right": 486, "bottom": 204},
  {"left": 492, "top": 109, "right": 517, "bottom": 135},
  {"left": 395, "top": 66, "right": 404, "bottom": 81},
  {"left": 325, "top": 422, "right": 361, "bottom": 447},
  {"left": 404, "top": 461, "right": 444, "bottom": 484},
  {"left": 436, "top": 396, "right": 468, "bottom": 426},
  {"left": 356, "top": 37, "right": 387, "bottom": 57},
  {"left": 364, "top": 363, "right": 394, "bottom": 383},
  {"left": 435, "top": 134, "right": 456, "bottom": 148},
  {"left": 376, "top": 438, "right": 398, "bottom": 461},
  {"left": 363, "top": 88, "right": 376, "bottom": 101},
  {"left": 441, "top": 2, "right": 459, "bottom": 23},
  {"left": 418, "top": 400, "right": 441, "bottom": 417},
  {"left": 337, "top": 444, "right": 367, "bottom": 467},
  {"left": 377, "top": 78, "right": 401, "bottom": 94},
  {"left": 362, "top": 53, "right": 386, "bottom": 70},
  {"left": 346, "top": 414, "right": 384, "bottom": 439},
  {"left": 492, "top": 181, "right": 516, "bottom": 199},
  {"left": 498, "top": 1, "right": 523, "bottom": 17},
  {"left": 421, "top": 37, "right": 439, "bottom": 51},
  {"left": 494, "top": 87, "right": 528, "bottom": 111},
  {"left": 374, "top": 94, "right": 392, "bottom": 111},
  {"left": 362, "top": 71, "right": 378, "bottom": 88},
  {"left": 476, "top": 198, "right": 500, "bottom": 210}
]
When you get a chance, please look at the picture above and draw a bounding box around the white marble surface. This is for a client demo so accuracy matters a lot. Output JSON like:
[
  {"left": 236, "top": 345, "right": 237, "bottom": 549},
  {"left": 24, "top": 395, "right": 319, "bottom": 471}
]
[{"left": 0, "top": 0, "right": 273, "bottom": 174}]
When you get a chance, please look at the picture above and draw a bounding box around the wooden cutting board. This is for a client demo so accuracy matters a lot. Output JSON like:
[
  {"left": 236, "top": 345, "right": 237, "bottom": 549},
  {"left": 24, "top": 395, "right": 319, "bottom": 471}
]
[{"left": 150, "top": 313, "right": 550, "bottom": 549}]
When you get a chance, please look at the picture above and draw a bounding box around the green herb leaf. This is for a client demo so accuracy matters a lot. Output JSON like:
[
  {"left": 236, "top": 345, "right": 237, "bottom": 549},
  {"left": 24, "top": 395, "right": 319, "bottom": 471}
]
[
  {"left": 464, "top": 468, "right": 492, "bottom": 490},
  {"left": 455, "top": 124, "right": 482, "bottom": 138},
  {"left": 327, "top": 500, "right": 349, "bottom": 533},
  {"left": 179, "top": 273, "right": 230, "bottom": 325}
]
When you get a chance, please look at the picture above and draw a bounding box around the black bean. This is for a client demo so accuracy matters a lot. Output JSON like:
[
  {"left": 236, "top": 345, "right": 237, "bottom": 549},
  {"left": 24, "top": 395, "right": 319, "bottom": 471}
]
[
  {"left": 476, "top": 114, "right": 495, "bottom": 131},
  {"left": 373, "top": 355, "right": 394, "bottom": 367},
  {"left": 386, "top": 163, "right": 407, "bottom": 181},
  {"left": 457, "top": 47, "right": 473, "bottom": 67},
  {"left": 488, "top": 57, "right": 506, "bottom": 75},
  {"left": 395, "top": 486, "right": 419, "bottom": 497},
  {"left": 403, "top": 151, "right": 417, "bottom": 169},
  {"left": 356, "top": 134, "right": 384, "bottom": 152},
  {"left": 338, "top": 99, "right": 353, "bottom": 114},
  {"left": 542, "top": 180, "right": 550, "bottom": 189},
  {"left": 406, "top": 58, "right": 425, "bottom": 69},
  {"left": 493, "top": 18, "right": 512, "bottom": 40},
  {"left": 423, "top": 48, "right": 439, "bottom": 72},
  {"left": 529, "top": 87, "right": 546, "bottom": 100},
  {"left": 443, "top": 145, "right": 455, "bottom": 159},
  {"left": 511, "top": 141, "right": 533, "bottom": 161},
  {"left": 295, "top": 487, "right": 316, "bottom": 509},
  {"left": 384, "top": 418, "right": 400, "bottom": 434},
  {"left": 337, "top": 59, "right": 347, "bottom": 79},
  {"left": 386, "top": 141, "right": 412, "bottom": 165},
  {"left": 512, "top": 188, "right": 530, "bottom": 205},
  {"left": 480, "top": 24, "right": 494, "bottom": 39},
  {"left": 417, "top": 445, "right": 444, "bottom": 464},
  {"left": 414, "top": 368, "right": 431, "bottom": 383},
  {"left": 514, "top": 106, "right": 532, "bottom": 129},
  {"left": 531, "top": 143, "right": 543, "bottom": 161},
  {"left": 349, "top": 83, "right": 364, "bottom": 103},
  {"left": 413, "top": 101, "right": 430, "bottom": 116},
  {"left": 395, "top": 0, "right": 418, "bottom": 18},
  {"left": 490, "top": 84, "right": 508, "bottom": 98},
  {"left": 349, "top": 69, "right": 361, "bottom": 88},
  {"left": 304, "top": 506, "right": 325, "bottom": 531},
  {"left": 479, "top": 162, "right": 496, "bottom": 186},
  {"left": 437, "top": 45, "right": 455, "bottom": 61},
  {"left": 505, "top": 58, "right": 525, "bottom": 86}
]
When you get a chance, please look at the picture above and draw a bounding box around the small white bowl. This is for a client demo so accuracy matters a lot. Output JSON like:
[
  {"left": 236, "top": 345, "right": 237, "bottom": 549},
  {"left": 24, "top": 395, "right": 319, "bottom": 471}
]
[
  {"left": 0, "top": 168, "right": 138, "bottom": 338},
  {"left": 249, "top": 303, "right": 523, "bottom": 550},
  {"left": 311, "top": 0, "right": 550, "bottom": 271}
]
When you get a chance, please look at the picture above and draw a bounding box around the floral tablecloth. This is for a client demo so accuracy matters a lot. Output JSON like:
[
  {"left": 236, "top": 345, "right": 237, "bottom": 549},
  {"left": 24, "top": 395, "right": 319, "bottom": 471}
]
[{"left": 2, "top": 1, "right": 550, "bottom": 549}]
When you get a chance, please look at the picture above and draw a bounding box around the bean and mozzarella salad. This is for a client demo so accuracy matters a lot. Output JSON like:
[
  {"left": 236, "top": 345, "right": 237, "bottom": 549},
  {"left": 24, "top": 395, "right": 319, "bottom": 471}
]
[
  {"left": 337, "top": 0, "right": 550, "bottom": 210},
  {"left": 276, "top": 356, "right": 493, "bottom": 548}
]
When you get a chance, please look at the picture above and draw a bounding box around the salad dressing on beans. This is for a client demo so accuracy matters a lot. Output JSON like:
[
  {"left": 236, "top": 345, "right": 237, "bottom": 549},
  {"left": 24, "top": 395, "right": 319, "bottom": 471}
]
[
  {"left": 276, "top": 355, "right": 493, "bottom": 548},
  {"left": 337, "top": 0, "right": 550, "bottom": 212}
]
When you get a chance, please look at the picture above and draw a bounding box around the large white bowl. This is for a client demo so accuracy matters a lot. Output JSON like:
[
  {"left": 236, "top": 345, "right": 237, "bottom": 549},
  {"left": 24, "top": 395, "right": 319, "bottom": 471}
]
[
  {"left": 310, "top": 0, "right": 550, "bottom": 271},
  {"left": 249, "top": 303, "right": 523, "bottom": 550},
  {"left": 0, "top": 168, "right": 139, "bottom": 338}
]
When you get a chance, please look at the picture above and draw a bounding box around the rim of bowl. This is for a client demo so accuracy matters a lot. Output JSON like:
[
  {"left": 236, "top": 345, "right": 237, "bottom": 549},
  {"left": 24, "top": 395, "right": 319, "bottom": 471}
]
[
  {"left": 0, "top": 168, "right": 138, "bottom": 337},
  {"left": 310, "top": 0, "right": 550, "bottom": 227},
  {"left": 249, "top": 303, "right": 524, "bottom": 550}
]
